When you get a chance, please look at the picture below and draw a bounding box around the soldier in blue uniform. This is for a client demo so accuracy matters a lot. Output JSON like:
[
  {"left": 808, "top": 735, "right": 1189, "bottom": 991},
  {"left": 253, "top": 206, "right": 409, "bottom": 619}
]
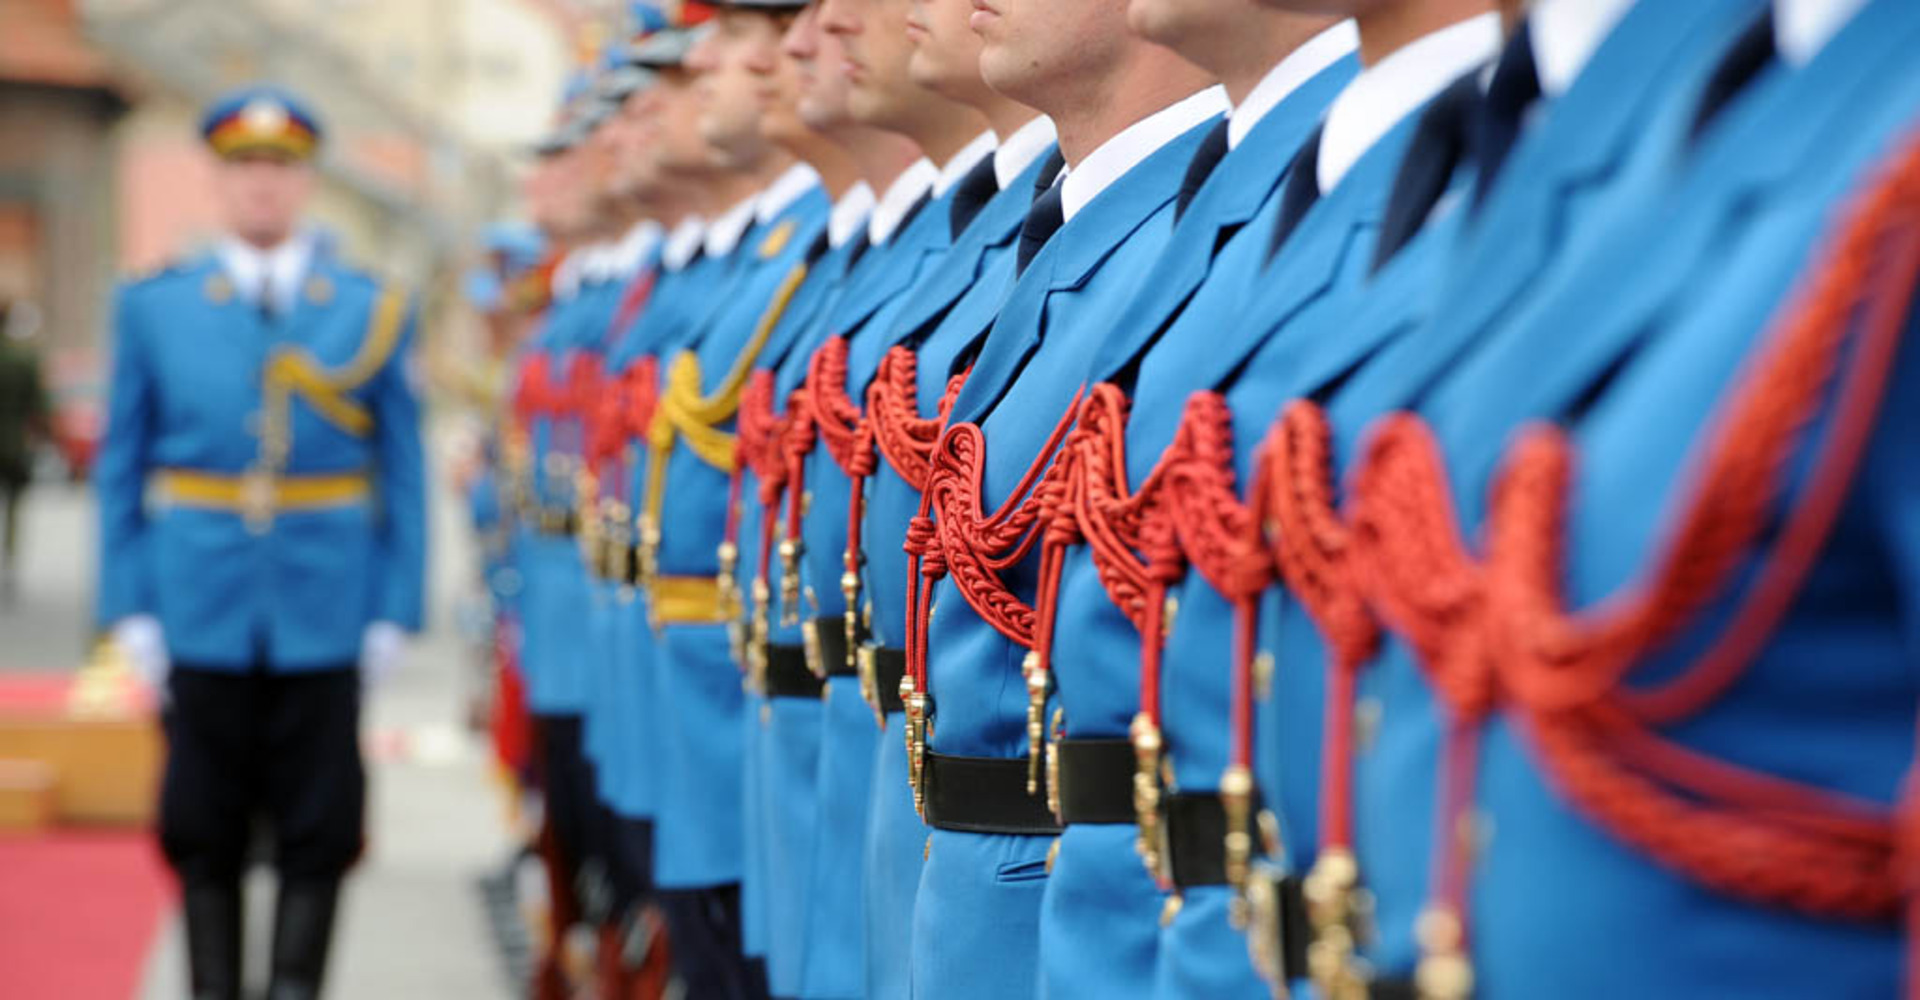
[
  {"left": 639, "top": 3, "right": 833, "bottom": 995},
  {"left": 1023, "top": 5, "right": 1355, "bottom": 997},
  {"left": 848, "top": 2, "right": 1056, "bottom": 996},
  {"left": 96, "top": 85, "right": 424, "bottom": 1000},
  {"left": 778, "top": 0, "right": 1007, "bottom": 994},
  {"left": 1331, "top": 1, "right": 1920, "bottom": 994},
  {"left": 901, "top": 5, "right": 1223, "bottom": 995}
]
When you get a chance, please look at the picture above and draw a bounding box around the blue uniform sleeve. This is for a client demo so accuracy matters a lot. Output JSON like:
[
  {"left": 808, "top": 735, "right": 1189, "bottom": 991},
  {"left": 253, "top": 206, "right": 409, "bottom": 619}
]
[
  {"left": 373, "top": 302, "right": 427, "bottom": 631},
  {"left": 94, "top": 284, "right": 156, "bottom": 627}
]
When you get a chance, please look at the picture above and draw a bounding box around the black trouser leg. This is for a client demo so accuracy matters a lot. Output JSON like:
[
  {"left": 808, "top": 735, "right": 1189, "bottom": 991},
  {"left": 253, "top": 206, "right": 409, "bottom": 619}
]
[
  {"left": 181, "top": 877, "right": 243, "bottom": 1000},
  {"left": 266, "top": 878, "right": 341, "bottom": 1000},
  {"left": 658, "top": 885, "right": 766, "bottom": 1000}
]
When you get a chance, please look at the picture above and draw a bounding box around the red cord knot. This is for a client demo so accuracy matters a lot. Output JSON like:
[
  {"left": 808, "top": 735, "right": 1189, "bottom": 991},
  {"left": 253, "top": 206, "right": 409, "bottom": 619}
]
[{"left": 1267, "top": 401, "right": 1381, "bottom": 676}]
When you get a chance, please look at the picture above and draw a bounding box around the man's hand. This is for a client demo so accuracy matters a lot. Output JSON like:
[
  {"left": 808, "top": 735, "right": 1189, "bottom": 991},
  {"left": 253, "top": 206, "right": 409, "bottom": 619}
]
[
  {"left": 112, "top": 615, "right": 170, "bottom": 694},
  {"left": 359, "top": 621, "right": 408, "bottom": 689}
]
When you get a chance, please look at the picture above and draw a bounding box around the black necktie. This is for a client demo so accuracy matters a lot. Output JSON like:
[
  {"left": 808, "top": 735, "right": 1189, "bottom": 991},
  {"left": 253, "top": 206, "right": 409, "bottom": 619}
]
[
  {"left": 1689, "top": 8, "right": 1777, "bottom": 144},
  {"left": 1033, "top": 148, "right": 1067, "bottom": 200},
  {"left": 846, "top": 230, "right": 873, "bottom": 270},
  {"left": 1376, "top": 73, "right": 1480, "bottom": 273},
  {"left": 1175, "top": 119, "right": 1232, "bottom": 222},
  {"left": 1471, "top": 24, "right": 1543, "bottom": 210},
  {"left": 950, "top": 155, "right": 1001, "bottom": 240},
  {"left": 257, "top": 273, "right": 278, "bottom": 326},
  {"left": 1267, "top": 126, "right": 1324, "bottom": 262},
  {"left": 1017, "top": 181, "right": 1066, "bottom": 276}
]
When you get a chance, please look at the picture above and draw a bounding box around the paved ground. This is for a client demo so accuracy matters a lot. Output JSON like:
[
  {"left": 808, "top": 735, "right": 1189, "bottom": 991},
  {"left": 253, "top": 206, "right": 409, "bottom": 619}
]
[{"left": 0, "top": 436, "right": 520, "bottom": 999}]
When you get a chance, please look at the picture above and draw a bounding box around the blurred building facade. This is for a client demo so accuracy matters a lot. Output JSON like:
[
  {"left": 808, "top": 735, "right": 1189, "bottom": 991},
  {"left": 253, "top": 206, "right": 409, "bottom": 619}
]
[{"left": 0, "top": 0, "right": 616, "bottom": 402}]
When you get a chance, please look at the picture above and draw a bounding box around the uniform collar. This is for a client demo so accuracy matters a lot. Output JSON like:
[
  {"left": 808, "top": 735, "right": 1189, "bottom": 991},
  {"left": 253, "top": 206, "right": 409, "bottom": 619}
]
[
  {"left": 663, "top": 216, "right": 707, "bottom": 271},
  {"left": 755, "top": 162, "right": 824, "bottom": 225},
  {"left": 1230, "top": 20, "right": 1359, "bottom": 150},
  {"left": 1775, "top": 0, "right": 1870, "bottom": 67},
  {"left": 994, "top": 115, "right": 1059, "bottom": 191},
  {"left": 1317, "top": 11, "right": 1502, "bottom": 193},
  {"left": 614, "top": 219, "right": 665, "bottom": 277},
  {"left": 219, "top": 230, "right": 315, "bottom": 312},
  {"left": 934, "top": 130, "right": 999, "bottom": 199},
  {"left": 869, "top": 158, "right": 939, "bottom": 246},
  {"left": 704, "top": 192, "right": 760, "bottom": 258},
  {"left": 1060, "top": 85, "right": 1229, "bottom": 222},
  {"left": 829, "top": 181, "right": 877, "bottom": 249},
  {"left": 1530, "top": 0, "right": 1637, "bottom": 99}
]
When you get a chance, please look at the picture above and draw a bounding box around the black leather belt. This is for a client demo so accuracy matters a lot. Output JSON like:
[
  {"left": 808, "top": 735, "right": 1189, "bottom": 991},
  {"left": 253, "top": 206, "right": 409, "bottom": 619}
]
[
  {"left": 1245, "top": 864, "right": 1312, "bottom": 987},
  {"left": 1053, "top": 738, "right": 1135, "bottom": 825},
  {"left": 1162, "top": 792, "right": 1230, "bottom": 886},
  {"left": 762, "top": 643, "right": 824, "bottom": 700},
  {"left": 806, "top": 615, "right": 860, "bottom": 678},
  {"left": 863, "top": 645, "right": 906, "bottom": 716},
  {"left": 920, "top": 751, "right": 1061, "bottom": 836}
]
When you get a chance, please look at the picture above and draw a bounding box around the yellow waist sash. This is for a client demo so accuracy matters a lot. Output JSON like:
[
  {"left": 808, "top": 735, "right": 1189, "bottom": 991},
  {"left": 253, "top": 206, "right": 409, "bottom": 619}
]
[{"left": 155, "top": 469, "right": 371, "bottom": 513}]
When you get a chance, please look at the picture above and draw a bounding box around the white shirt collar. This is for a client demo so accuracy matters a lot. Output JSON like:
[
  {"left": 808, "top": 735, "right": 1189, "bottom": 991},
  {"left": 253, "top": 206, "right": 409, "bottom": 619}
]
[
  {"left": 1059, "top": 85, "right": 1230, "bottom": 222},
  {"left": 829, "top": 182, "right": 877, "bottom": 250},
  {"left": 1230, "top": 21, "right": 1359, "bottom": 150},
  {"left": 1529, "top": 0, "right": 1636, "bottom": 100},
  {"left": 704, "top": 193, "right": 760, "bottom": 258},
  {"left": 934, "top": 131, "right": 1000, "bottom": 199},
  {"left": 994, "top": 115, "right": 1059, "bottom": 192},
  {"left": 1775, "top": 0, "right": 1870, "bottom": 68},
  {"left": 1317, "top": 11, "right": 1503, "bottom": 193},
  {"left": 663, "top": 216, "right": 707, "bottom": 272},
  {"left": 869, "top": 158, "right": 939, "bottom": 246},
  {"left": 219, "top": 231, "right": 315, "bottom": 313},
  {"left": 755, "top": 162, "right": 824, "bottom": 225},
  {"left": 615, "top": 220, "right": 665, "bottom": 277}
]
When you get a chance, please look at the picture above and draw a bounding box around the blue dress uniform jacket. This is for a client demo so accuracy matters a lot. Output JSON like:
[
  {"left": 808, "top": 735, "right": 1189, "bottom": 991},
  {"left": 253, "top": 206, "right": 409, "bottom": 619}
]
[
  {"left": 610, "top": 246, "right": 733, "bottom": 822},
  {"left": 1383, "top": 5, "right": 1920, "bottom": 994},
  {"left": 915, "top": 114, "right": 1216, "bottom": 1000},
  {"left": 519, "top": 276, "right": 599, "bottom": 714},
  {"left": 1044, "top": 57, "right": 1350, "bottom": 1000},
  {"left": 797, "top": 188, "right": 954, "bottom": 1000},
  {"left": 1307, "top": 4, "right": 1763, "bottom": 985},
  {"left": 97, "top": 246, "right": 424, "bottom": 668},
  {"left": 651, "top": 188, "right": 831, "bottom": 893},
  {"left": 861, "top": 146, "right": 1057, "bottom": 1000},
  {"left": 742, "top": 229, "right": 866, "bottom": 996}
]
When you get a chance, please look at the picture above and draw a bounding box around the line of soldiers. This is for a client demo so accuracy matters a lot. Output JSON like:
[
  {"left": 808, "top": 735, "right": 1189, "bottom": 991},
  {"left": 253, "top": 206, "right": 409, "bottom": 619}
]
[{"left": 500, "top": 0, "right": 1920, "bottom": 997}]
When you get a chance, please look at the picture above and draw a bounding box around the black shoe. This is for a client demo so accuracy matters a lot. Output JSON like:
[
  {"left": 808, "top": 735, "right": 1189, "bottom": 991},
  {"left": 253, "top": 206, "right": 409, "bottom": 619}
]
[
  {"left": 181, "top": 878, "right": 243, "bottom": 1000},
  {"left": 265, "top": 879, "right": 340, "bottom": 1000}
]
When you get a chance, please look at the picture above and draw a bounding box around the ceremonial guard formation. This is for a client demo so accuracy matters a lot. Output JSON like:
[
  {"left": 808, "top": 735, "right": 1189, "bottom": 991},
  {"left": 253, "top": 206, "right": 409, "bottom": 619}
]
[{"left": 109, "top": 0, "right": 1917, "bottom": 995}]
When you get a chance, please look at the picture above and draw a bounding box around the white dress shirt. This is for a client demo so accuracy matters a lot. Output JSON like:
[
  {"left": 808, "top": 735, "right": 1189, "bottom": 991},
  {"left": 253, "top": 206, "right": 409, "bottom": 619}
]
[
  {"left": 934, "top": 131, "right": 1000, "bottom": 199},
  {"left": 1316, "top": 12, "right": 1504, "bottom": 193},
  {"left": 756, "top": 162, "right": 825, "bottom": 226},
  {"left": 704, "top": 193, "right": 761, "bottom": 259},
  {"left": 1229, "top": 21, "right": 1360, "bottom": 150},
  {"left": 994, "top": 115, "right": 1059, "bottom": 192},
  {"left": 829, "top": 182, "right": 877, "bottom": 250},
  {"left": 1775, "top": 0, "right": 1870, "bottom": 68},
  {"left": 1059, "top": 85, "right": 1231, "bottom": 222},
  {"left": 219, "top": 232, "right": 315, "bottom": 315},
  {"left": 613, "top": 219, "right": 665, "bottom": 278},
  {"left": 1530, "top": 0, "right": 1637, "bottom": 100},
  {"left": 869, "top": 158, "right": 940, "bottom": 246},
  {"left": 663, "top": 216, "right": 708, "bottom": 272}
]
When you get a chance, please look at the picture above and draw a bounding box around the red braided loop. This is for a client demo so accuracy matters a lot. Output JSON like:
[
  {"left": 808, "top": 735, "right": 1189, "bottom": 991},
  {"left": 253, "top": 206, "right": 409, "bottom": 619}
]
[
  {"left": 1067, "top": 385, "right": 1167, "bottom": 634},
  {"left": 806, "top": 336, "right": 876, "bottom": 478},
  {"left": 738, "top": 372, "right": 788, "bottom": 492},
  {"left": 1159, "top": 393, "right": 1270, "bottom": 601},
  {"left": 1476, "top": 132, "right": 1920, "bottom": 923},
  {"left": 868, "top": 346, "right": 948, "bottom": 491},
  {"left": 513, "top": 353, "right": 554, "bottom": 426},
  {"left": 1349, "top": 414, "right": 1491, "bottom": 719},
  {"left": 914, "top": 395, "right": 1082, "bottom": 649},
  {"left": 623, "top": 357, "right": 661, "bottom": 444},
  {"left": 564, "top": 353, "right": 605, "bottom": 424}
]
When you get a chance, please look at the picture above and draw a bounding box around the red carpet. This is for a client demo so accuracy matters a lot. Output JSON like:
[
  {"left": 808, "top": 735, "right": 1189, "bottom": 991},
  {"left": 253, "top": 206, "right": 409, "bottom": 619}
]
[{"left": 0, "top": 831, "right": 174, "bottom": 999}]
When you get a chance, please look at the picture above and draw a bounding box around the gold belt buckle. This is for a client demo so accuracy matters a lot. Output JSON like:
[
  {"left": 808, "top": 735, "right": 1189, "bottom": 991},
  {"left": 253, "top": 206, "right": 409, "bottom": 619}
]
[
  {"left": 857, "top": 645, "right": 881, "bottom": 726},
  {"left": 239, "top": 467, "right": 275, "bottom": 535}
]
